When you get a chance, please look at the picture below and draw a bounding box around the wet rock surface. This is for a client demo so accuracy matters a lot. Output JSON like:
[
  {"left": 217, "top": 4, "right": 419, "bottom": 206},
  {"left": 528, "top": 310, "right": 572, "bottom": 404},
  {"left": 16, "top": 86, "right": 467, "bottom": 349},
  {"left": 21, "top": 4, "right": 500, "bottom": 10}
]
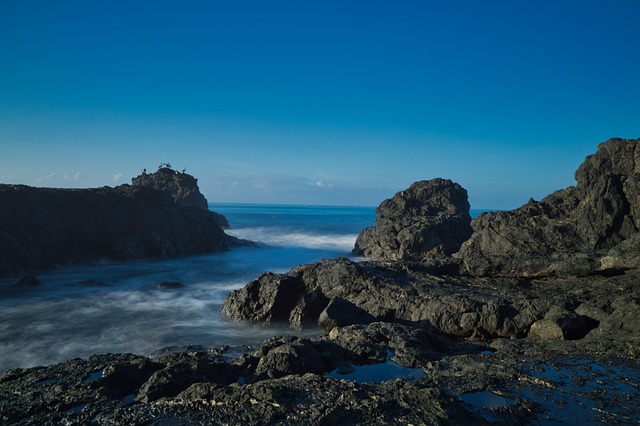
[
  {"left": 2, "top": 311, "right": 639, "bottom": 425},
  {"left": 0, "top": 169, "right": 245, "bottom": 277}
]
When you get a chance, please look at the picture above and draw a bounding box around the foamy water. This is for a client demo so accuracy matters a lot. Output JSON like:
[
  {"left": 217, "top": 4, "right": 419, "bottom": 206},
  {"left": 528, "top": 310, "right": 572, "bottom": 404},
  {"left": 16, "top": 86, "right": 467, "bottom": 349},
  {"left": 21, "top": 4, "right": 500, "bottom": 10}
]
[{"left": 0, "top": 204, "right": 376, "bottom": 373}]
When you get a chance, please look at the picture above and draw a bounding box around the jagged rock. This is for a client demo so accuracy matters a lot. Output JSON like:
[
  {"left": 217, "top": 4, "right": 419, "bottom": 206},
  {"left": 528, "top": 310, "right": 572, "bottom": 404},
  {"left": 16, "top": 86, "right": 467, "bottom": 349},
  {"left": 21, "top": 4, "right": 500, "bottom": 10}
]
[
  {"left": 132, "top": 166, "right": 208, "bottom": 210},
  {"left": 223, "top": 257, "right": 590, "bottom": 338},
  {"left": 318, "top": 297, "right": 378, "bottom": 332},
  {"left": 136, "top": 352, "right": 240, "bottom": 403},
  {"left": 132, "top": 167, "right": 230, "bottom": 228},
  {"left": 254, "top": 339, "right": 324, "bottom": 379},
  {"left": 0, "top": 171, "right": 246, "bottom": 277},
  {"left": 221, "top": 272, "right": 307, "bottom": 324},
  {"left": 457, "top": 138, "right": 640, "bottom": 277},
  {"left": 353, "top": 179, "right": 472, "bottom": 261}
]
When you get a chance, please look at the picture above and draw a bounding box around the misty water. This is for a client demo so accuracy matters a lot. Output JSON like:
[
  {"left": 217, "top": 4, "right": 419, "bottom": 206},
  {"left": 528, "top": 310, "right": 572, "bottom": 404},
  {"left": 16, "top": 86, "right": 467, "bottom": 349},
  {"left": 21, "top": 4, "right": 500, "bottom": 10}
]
[
  {"left": 0, "top": 204, "right": 489, "bottom": 374},
  {"left": 0, "top": 204, "right": 376, "bottom": 373}
]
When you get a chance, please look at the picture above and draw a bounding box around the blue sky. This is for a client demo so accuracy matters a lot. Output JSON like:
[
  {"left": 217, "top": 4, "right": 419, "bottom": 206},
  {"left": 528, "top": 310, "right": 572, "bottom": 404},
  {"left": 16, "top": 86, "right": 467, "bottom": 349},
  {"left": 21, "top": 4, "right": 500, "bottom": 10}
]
[{"left": 1, "top": 1, "right": 638, "bottom": 209}]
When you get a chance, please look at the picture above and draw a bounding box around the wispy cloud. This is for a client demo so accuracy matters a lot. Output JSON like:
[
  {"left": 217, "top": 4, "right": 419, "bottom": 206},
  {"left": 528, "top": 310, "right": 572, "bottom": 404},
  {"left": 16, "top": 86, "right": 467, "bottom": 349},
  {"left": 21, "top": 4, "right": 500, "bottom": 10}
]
[
  {"left": 112, "top": 173, "right": 123, "bottom": 183},
  {"left": 313, "top": 180, "right": 333, "bottom": 188},
  {"left": 37, "top": 172, "right": 57, "bottom": 182}
]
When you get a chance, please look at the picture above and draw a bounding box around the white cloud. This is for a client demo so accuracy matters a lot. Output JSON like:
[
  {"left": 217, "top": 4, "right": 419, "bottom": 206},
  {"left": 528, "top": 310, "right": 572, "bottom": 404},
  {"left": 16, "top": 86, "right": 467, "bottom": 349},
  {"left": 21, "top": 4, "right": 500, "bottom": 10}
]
[
  {"left": 37, "top": 172, "right": 56, "bottom": 182},
  {"left": 313, "top": 180, "right": 333, "bottom": 188},
  {"left": 112, "top": 173, "right": 123, "bottom": 183},
  {"left": 62, "top": 172, "right": 84, "bottom": 182}
]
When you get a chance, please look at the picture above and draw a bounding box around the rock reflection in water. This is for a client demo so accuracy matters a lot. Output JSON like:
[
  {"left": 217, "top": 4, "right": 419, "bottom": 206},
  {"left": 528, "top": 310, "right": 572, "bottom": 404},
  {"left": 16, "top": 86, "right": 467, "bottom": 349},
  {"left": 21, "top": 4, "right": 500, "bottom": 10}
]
[{"left": 327, "top": 351, "right": 425, "bottom": 383}]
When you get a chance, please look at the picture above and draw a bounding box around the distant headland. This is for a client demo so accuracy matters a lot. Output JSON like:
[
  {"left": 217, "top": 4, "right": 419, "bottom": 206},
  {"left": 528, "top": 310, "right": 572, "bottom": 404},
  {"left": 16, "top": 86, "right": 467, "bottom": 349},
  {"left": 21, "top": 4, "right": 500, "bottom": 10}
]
[{"left": 0, "top": 166, "right": 246, "bottom": 278}]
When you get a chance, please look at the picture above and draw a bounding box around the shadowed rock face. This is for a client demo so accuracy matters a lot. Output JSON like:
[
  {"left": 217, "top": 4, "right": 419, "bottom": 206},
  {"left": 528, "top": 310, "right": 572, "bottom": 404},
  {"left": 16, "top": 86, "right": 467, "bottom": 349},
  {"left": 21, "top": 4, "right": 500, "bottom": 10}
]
[
  {"left": 132, "top": 167, "right": 208, "bottom": 210},
  {"left": 0, "top": 171, "right": 242, "bottom": 277},
  {"left": 132, "top": 167, "right": 230, "bottom": 228},
  {"left": 456, "top": 138, "right": 640, "bottom": 277},
  {"left": 353, "top": 179, "right": 473, "bottom": 261}
]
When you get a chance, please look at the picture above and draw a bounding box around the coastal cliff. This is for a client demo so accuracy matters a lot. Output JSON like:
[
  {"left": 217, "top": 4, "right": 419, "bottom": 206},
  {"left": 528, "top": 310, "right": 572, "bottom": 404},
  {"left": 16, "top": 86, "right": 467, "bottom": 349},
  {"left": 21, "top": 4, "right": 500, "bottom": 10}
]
[{"left": 0, "top": 168, "right": 243, "bottom": 277}]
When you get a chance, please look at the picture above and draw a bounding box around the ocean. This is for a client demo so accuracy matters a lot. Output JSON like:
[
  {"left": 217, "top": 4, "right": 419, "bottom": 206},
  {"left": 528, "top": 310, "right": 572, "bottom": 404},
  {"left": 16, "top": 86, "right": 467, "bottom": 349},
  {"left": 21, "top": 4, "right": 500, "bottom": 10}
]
[
  {"left": 0, "top": 204, "right": 487, "bottom": 373},
  {"left": 0, "top": 204, "right": 376, "bottom": 373}
]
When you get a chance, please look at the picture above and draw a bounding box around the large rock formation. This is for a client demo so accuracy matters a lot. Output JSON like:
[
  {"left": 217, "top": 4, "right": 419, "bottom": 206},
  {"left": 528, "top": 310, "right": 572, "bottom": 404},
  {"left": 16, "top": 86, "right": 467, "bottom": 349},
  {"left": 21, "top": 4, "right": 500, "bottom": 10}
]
[
  {"left": 457, "top": 138, "right": 640, "bottom": 277},
  {"left": 132, "top": 166, "right": 208, "bottom": 209},
  {"left": 0, "top": 170, "right": 244, "bottom": 277},
  {"left": 223, "top": 257, "right": 618, "bottom": 340},
  {"left": 353, "top": 179, "right": 472, "bottom": 261},
  {"left": 132, "top": 166, "right": 229, "bottom": 228}
]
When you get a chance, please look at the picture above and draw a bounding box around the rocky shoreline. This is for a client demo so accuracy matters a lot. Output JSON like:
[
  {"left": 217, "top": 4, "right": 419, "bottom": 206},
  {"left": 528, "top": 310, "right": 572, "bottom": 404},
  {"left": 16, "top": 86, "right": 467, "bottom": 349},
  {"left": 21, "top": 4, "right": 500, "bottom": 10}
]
[{"left": 1, "top": 138, "right": 639, "bottom": 424}]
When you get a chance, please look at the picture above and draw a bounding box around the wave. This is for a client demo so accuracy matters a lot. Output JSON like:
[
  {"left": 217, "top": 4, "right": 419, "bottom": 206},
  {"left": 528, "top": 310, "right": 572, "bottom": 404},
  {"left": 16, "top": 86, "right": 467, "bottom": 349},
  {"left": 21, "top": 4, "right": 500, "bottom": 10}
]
[{"left": 226, "top": 227, "right": 358, "bottom": 251}]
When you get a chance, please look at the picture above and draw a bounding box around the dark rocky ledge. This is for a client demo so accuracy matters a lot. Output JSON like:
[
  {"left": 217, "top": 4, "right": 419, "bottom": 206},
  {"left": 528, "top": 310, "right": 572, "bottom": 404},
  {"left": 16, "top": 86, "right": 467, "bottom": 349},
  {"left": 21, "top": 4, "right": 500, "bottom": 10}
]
[{"left": 0, "top": 167, "right": 247, "bottom": 277}]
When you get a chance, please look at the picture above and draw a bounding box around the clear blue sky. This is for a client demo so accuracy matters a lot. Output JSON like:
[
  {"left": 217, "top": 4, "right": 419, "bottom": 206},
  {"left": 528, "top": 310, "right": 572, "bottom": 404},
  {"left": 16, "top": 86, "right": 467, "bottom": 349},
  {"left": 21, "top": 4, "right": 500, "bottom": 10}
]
[{"left": 1, "top": 1, "right": 638, "bottom": 209}]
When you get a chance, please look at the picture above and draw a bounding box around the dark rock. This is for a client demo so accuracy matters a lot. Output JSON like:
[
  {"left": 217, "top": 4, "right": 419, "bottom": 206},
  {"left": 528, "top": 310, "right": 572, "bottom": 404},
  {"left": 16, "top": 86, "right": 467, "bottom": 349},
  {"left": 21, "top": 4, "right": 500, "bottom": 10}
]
[
  {"left": 0, "top": 171, "right": 248, "bottom": 277},
  {"left": 318, "top": 297, "right": 378, "bottom": 332},
  {"left": 457, "top": 138, "right": 640, "bottom": 277},
  {"left": 131, "top": 166, "right": 208, "bottom": 210},
  {"left": 223, "top": 257, "right": 576, "bottom": 338},
  {"left": 353, "top": 179, "right": 473, "bottom": 261},
  {"left": 136, "top": 352, "right": 239, "bottom": 403},
  {"left": 254, "top": 339, "right": 324, "bottom": 379},
  {"left": 528, "top": 306, "right": 598, "bottom": 340},
  {"left": 156, "top": 281, "right": 185, "bottom": 289},
  {"left": 326, "top": 322, "right": 448, "bottom": 368},
  {"left": 132, "top": 167, "right": 231, "bottom": 228},
  {"left": 221, "top": 272, "right": 307, "bottom": 324},
  {"left": 14, "top": 275, "right": 40, "bottom": 287}
]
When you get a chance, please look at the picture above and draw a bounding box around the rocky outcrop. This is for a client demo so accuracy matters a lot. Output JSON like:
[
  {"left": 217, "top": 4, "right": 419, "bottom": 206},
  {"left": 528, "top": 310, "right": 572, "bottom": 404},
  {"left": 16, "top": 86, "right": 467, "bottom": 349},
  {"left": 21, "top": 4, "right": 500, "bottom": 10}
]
[
  {"left": 353, "top": 179, "right": 472, "bottom": 262},
  {"left": 132, "top": 166, "right": 208, "bottom": 210},
  {"left": 132, "top": 166, "right": 230, "bottom": 228},
  {"left": 457, "top": 138, "right": 640, "bottom": 277},
  {"left": 225, "top": 257, "right": 631, "bottom": 340},
  {"left": 0, "top": 171, "right": 245, "bottom": 277}
]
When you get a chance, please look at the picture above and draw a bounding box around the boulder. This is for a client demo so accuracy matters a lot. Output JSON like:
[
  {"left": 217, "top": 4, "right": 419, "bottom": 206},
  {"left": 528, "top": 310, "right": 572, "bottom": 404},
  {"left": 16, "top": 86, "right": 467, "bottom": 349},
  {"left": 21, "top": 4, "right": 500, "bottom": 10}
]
[
  {"left": 457, "top": 138, "right": 640, "bottom": 277},
  {"left": 353, "top": 179, "right": 473, "bottom": 261},
  {"left": 221, "top": 272, "right": 307, "bottom": 324},
  {"left": 528, "top": 307, "right": 597, "bottom": 340},
  {"left": 254, "top": 339, "right": 324, "bottom": 379}
]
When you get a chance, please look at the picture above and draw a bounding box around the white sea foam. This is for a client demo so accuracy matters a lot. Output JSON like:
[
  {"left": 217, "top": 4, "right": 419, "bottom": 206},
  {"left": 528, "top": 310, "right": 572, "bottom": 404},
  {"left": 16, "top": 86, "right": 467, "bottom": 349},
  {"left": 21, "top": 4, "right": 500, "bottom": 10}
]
[
  {"left": 227, "top": 227, "right": 358, "bottom": 251},
  {"left": 0, "top": 204, "right": 369, "bottom": 373}
]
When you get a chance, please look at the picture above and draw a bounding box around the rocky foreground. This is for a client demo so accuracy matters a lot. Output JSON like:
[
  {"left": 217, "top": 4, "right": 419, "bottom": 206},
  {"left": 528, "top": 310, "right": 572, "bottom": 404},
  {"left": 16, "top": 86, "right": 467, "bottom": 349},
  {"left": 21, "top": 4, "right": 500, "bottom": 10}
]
[
  {"left": 1, "top": 138, "right": 640, "bottom": 425},
  {"left": 0, "top": 166, "right": 244, "bottom": 277}
]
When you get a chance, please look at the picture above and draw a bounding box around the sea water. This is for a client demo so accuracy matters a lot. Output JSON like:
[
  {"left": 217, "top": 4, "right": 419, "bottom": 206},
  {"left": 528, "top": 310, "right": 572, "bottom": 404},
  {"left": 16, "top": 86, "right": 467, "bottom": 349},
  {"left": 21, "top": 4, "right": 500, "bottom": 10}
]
[
  {"left": 0, "top": 204, "right": 375, "bottom": 373},
  {"left": 0, "top": 204, "right": 488, "bottom": 374}
]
